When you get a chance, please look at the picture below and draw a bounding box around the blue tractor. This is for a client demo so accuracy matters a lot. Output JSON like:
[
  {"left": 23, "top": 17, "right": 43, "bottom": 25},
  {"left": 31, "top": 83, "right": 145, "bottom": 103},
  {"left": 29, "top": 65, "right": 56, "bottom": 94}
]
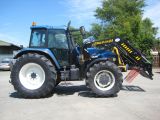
[{"left": 10, "top": 22, "right": 123, "bottom": 98}]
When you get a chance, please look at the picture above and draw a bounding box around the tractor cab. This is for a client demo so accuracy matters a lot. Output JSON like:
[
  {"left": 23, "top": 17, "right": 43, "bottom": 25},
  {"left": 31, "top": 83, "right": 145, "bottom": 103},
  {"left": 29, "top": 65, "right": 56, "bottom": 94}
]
[{"left": 29, "top": 25, "right": 80, "bottom": 67}]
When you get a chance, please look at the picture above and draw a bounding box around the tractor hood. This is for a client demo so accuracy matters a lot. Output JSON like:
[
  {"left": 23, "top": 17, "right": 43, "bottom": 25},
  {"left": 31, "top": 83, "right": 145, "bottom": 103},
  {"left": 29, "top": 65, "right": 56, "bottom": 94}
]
[{"left": 86, "top": 47, "right": 116, "bottom": 59}]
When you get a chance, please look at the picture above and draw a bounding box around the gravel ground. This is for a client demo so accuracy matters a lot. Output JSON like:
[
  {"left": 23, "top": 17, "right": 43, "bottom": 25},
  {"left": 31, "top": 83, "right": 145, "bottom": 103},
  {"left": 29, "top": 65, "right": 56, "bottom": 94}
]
[{"left": 0, "top": 68, "right": 160, "bottom": 120}]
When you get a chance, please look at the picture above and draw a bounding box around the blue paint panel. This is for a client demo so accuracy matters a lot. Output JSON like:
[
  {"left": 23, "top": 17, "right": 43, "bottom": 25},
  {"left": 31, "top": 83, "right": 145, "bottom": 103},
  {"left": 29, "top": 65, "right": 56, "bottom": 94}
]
[{"left": 86, "top": 47, "right": 116, "bottom": 58}]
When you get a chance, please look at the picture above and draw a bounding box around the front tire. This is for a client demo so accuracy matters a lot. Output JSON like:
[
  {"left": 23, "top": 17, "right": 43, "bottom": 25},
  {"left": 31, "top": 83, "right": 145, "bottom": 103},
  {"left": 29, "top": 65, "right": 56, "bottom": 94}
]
[
  {"left": 86, "top": 61, "right": 123, "bottom": 97},
  {"left": 11, "top": 53, "right": 57, "bottom": 98}
]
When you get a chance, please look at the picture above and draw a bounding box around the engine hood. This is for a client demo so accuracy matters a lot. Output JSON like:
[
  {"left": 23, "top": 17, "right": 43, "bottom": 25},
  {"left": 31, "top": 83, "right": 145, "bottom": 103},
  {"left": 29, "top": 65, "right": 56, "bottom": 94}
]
[{"left": 86, "top": 47, "right": 116, "bottom": 58}]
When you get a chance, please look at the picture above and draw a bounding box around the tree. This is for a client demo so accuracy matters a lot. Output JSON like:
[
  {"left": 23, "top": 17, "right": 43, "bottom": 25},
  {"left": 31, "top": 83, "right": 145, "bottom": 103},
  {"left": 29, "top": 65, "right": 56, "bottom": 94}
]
[
  {"left": 91, "top": 0, "right": 158, "bottom": 56},
  {"left": 90, "top": 23, "right": 102, "bottom": 39},
  {"left": 138, "top": 18, "right": 158, "bottom": 54}
]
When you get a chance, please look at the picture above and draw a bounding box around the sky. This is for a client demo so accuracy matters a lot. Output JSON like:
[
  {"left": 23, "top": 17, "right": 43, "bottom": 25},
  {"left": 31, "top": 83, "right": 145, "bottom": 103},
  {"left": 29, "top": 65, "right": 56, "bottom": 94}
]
[{"left": 0, "top": 0, "right": 160, "bottom": 47}]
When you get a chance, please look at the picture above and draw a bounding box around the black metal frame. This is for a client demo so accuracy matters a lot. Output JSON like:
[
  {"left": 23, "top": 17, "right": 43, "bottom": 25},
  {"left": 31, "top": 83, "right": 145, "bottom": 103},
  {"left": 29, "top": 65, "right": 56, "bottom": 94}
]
[{"left": 90, "top": 38, "right": 153, "bottom": 79}]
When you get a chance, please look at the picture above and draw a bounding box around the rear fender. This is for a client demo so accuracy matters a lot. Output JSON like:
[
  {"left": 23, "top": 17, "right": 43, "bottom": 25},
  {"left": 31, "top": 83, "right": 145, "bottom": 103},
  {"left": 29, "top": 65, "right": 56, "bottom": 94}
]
[{"left": 14, "top": 48, "right": 60, "bottom": 69}]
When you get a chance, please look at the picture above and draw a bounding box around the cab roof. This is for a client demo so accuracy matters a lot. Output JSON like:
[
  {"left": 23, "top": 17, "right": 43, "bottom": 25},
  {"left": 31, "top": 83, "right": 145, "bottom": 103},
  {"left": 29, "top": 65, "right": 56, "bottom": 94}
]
[{"left": 30, "top": 25, "right": 66, "bottom": 30}]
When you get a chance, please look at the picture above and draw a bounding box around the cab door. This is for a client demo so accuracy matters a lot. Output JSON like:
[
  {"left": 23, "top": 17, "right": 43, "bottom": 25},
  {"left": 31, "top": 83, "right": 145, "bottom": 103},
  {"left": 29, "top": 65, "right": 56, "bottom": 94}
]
[{"left": 47, "top": 29, "right": 70, "bottom": 67}]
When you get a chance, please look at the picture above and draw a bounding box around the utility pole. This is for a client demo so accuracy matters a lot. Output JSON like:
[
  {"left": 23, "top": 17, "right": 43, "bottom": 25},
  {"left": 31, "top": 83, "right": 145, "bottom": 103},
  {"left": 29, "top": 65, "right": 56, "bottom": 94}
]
[{"left": 158, "top": 37, "right": 160, "bottom": 67}]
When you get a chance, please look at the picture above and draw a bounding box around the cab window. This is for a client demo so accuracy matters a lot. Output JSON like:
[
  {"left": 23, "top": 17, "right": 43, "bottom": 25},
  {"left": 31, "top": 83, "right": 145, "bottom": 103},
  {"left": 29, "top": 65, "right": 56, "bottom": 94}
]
[
  {"left": 30, "top": 30, "right": 46, "bottom": 47},
  {"left": 48, "top": 29, "right": 68, "bottom": 49}
]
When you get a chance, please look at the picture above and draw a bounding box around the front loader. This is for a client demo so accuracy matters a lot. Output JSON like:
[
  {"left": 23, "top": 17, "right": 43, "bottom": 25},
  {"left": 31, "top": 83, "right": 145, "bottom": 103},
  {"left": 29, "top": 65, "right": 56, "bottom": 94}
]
[{"left": 85, "top": 37, "right": 153, "bottom": 80}]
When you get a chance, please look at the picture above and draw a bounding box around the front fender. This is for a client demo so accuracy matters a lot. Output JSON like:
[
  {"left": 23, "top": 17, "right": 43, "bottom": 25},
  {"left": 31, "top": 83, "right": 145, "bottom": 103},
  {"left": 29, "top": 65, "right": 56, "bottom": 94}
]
[
  {"left": 83, "top": 58, "right": 108, "bottom": 78},
  {"left": 14, "top": 48, "right": 60, "bottom": 69}
]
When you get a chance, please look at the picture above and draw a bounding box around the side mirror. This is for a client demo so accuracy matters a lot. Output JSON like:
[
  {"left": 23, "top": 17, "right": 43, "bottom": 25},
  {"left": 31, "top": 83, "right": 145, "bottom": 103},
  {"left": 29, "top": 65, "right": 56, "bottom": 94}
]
[
  {"left": 80, "top": 26, "right": 86, "bottom": 38},
  {"left": 20, "top": 45, "right": 23, "bottom": 49},
  {"left": 67, "top": 21, "right": 71, "bottom": 31}
]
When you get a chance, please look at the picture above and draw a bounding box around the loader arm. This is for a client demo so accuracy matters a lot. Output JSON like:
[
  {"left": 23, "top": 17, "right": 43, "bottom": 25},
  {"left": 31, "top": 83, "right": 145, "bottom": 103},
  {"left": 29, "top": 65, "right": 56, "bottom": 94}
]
[{"left": 90, "top": 38, "right": 153, "bottom": 79}]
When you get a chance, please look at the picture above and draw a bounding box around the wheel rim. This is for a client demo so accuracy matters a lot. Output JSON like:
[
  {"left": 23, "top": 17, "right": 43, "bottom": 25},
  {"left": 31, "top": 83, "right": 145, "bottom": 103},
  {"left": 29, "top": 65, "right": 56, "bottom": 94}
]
[
  {"left": 94, "top": 70, "right": 115, "bottom": 91},
  {"left": 19, "top": 63, "right": 45, "bottom": 90}
]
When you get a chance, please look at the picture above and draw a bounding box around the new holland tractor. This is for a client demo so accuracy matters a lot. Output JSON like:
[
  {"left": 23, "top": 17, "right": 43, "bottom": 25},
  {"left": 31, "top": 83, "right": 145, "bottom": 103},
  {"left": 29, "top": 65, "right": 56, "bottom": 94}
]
[{"left": 10, "top": 22, "right": 123, "bottom": 98}]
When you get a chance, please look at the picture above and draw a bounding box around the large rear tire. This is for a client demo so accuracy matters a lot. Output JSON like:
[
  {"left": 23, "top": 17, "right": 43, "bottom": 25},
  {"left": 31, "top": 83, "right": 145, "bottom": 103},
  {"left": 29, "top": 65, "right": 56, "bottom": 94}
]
[
  {"left": 11, "top": 53, "right": 57, "bottom": 98},
  {"left": 86, "top": 61, "right": 123, "bottom": 97}
]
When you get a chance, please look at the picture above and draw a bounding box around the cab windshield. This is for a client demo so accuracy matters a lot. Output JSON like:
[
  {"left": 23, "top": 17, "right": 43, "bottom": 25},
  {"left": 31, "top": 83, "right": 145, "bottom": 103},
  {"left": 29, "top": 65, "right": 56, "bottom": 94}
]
[
  {"left": 30, "top": 29, "right": 46, "bottom": 47},
  {"left": 30, "top": 29, "right": 69, "bottom": 49}
]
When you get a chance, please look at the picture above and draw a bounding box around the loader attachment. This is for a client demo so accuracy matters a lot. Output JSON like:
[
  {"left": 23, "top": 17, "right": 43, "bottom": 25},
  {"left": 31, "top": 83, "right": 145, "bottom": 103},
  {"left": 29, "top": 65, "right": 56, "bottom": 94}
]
[
  {"left": 125, "top": 68, "right": 140, "bottom": 83},
  {"left": 116, "top": 40, "right": 153, "bottom": 80},
  {"left": 90, "top": 38, "right": 153, "bottom": 80},
  {"left": 124, "top": 65, "right": 153, "bottom": 83}
]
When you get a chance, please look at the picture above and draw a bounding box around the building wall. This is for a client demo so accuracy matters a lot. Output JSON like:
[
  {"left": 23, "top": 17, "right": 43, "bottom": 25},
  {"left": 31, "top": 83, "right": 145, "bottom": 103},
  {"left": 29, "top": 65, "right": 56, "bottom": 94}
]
[
  {"left": 0, "top": 46, "right": 20, "bottom": 62},
  {"left": 152, "top": 54, "right": 160, "bottom": 67}
]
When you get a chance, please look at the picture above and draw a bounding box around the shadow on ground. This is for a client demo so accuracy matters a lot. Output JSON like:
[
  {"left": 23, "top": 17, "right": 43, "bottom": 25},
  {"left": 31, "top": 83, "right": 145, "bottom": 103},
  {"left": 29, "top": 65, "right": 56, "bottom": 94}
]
[
  {"left": 10, "top": 83, "right": 145, "bottom": 99},
  {"left": 122, "top": 85, "right": 145, "bottom": 92},
  {"left": 54, "top": 85, "right": 113, "bottom": 98},
  {"left": 9, "top": 91, "right": 54, "bottom": 99},
  {"left": 155, "top": 72, "right": 160, "bottom": 74},
  {"left": 10, "top": 92, "right": 23, "bottom": 98}
]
